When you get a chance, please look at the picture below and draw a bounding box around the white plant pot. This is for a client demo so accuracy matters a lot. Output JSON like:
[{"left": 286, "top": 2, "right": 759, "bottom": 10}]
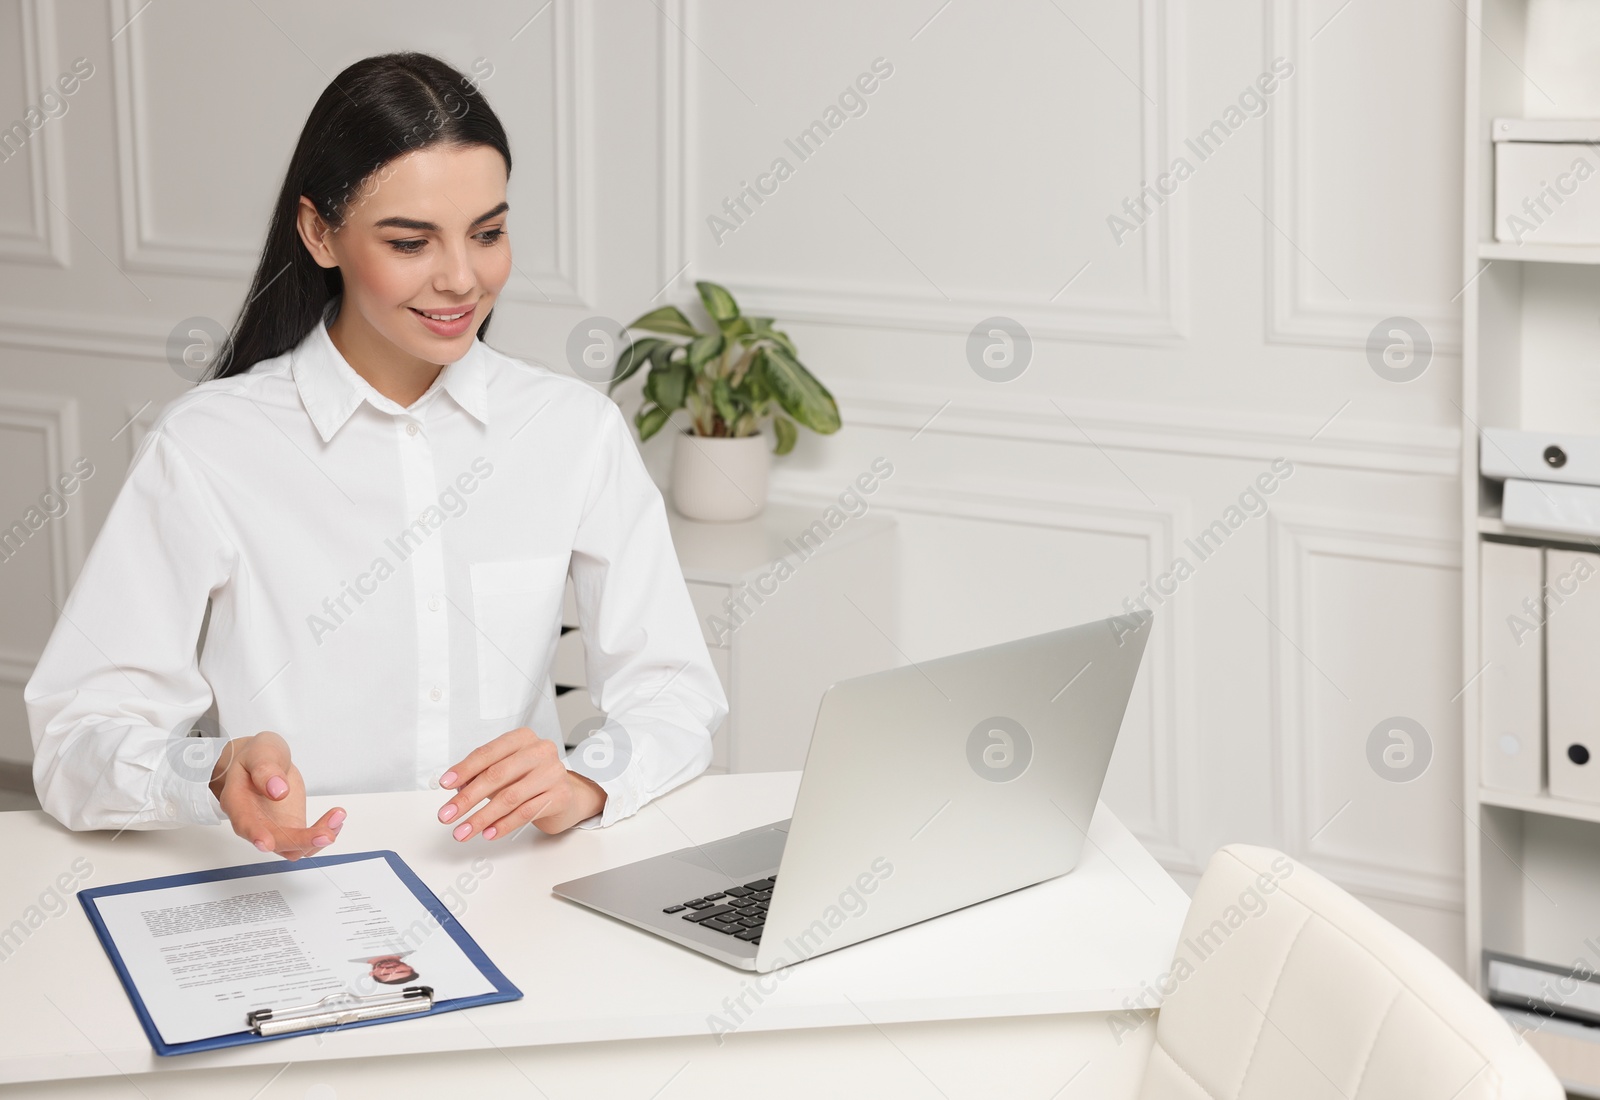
[{"left": 670, "top": 432, "right": 769, "bottom": 522}]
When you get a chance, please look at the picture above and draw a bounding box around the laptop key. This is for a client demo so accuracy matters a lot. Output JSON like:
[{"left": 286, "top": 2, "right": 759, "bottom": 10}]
[
  {"left": 739, "top": 917, "right": 764, "bottom": 928},
  {"left": 723, "top": 886, "right": 753, "bottom": 898},
  {"left": 684, "top": 899, "right": 712, "bottom": 909},
  {"left": 662, "top": 904, "right": 687, "bottom": 914},
  {"left": 752, "top": 890, "right": 773, "bottom": 901},
  {"left": 743, "top": 878, "right": 775, "bottom": 892},
  {"left": 735, "top": 928, "right": 762, "bottom": 941},
  {"left": 703, "top": 919, "right": 741, "bottom": 934},
  {"left": 701, "top": 892, "right": 728, "bottom": 901},
  {"left": 683, "top": 905, "right": 737, "bottom": 923}
]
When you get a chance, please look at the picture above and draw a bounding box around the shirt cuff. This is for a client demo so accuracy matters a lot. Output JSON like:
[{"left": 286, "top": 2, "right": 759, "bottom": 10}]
[
  {"left": 562, "top": 730, "right": 643, "bottom": 830},
  {"left": 150, "top": 735, "right": 230, "bottom": 827}
]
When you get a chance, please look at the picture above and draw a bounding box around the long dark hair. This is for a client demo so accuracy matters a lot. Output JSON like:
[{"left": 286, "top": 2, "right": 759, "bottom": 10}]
[{"left": 206, "top": 52, "right": 511, "bottom": 381}]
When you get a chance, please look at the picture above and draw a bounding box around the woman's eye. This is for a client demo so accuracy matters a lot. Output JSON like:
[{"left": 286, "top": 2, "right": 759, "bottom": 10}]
[
  {"left": 475, "top": 228, "right": 505, "bottom": 245},
  {"left": 388, "top": 238, "right": 425, "bottom": 254}
]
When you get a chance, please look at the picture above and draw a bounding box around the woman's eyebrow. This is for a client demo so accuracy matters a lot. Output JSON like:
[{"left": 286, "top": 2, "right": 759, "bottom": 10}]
[{"left": 373, "top": 202, "right": 510, "bottom": 232}]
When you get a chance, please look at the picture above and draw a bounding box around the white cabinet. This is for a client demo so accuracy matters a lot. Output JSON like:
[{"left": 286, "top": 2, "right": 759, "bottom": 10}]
[
  {"left": 1463, "top": 6, "right": 1600, "bottom": 1050},
  {"left": 554, "top": 503, "right": 898, "bottom": 773}
]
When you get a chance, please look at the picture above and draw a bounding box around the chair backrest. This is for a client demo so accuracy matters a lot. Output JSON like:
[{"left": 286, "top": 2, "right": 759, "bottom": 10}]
[{"left": 1136, "top": 845, "right": 1563, "bottom": 1100}]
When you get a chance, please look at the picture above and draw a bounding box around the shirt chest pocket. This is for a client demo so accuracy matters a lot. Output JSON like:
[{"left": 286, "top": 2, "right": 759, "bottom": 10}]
[{"left": 469, "top": 555, "right": 569, "bottom": 720}]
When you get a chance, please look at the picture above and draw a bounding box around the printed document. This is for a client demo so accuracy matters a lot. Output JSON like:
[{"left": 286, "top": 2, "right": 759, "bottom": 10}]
[{"left": 90, "top": 854, "right": 496, "bottom": 1044}]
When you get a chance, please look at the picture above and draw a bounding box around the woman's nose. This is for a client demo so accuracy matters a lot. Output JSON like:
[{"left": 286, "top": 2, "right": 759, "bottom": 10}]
[{"left": 433, "top": 242, "right": 475, "bottom": 295}]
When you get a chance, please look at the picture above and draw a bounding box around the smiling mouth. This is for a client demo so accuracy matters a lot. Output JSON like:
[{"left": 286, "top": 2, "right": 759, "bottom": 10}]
[{"left": 410, "top": 305, "right": 474, "bottom": 322}]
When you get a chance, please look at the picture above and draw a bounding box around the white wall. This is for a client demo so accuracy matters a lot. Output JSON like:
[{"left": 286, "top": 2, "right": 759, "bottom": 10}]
[{"left": 0, "top": 1, "right": 1470, "bottom": 965}]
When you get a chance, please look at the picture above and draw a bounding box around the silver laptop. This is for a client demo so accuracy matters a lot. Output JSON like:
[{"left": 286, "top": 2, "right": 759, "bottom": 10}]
[{"left": 552, "top": 611, "right": 1152, "bottom": 973}]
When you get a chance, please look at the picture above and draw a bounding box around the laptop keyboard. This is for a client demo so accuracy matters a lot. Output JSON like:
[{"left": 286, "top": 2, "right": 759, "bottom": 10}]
[{"left": 663, "top": 876, "right": 775, "bottom": 944}]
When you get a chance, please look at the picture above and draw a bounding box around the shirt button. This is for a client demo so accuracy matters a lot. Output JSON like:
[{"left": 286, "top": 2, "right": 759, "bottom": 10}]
[
  {"left": 430, "top": 686, "right": 443, "bottom": 702},
  {"left": 428, "top": 595, "right": 441, "bottom": 611},
  {"left": 406, "top": 422, "right": 420, "bottom": 436},
  {"left": 163, "top": 801, "right": 178, "bottom": 818}
]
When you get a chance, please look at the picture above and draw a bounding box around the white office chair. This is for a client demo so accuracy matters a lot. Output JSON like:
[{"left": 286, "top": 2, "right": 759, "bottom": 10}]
[{"left": 1137, "top": 845, "right": 1563, "bottom": 1099}]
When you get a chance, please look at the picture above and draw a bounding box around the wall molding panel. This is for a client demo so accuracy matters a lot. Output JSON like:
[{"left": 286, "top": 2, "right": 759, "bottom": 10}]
[
  {"left": 108, "top": 0, "right": 253, "bottom": 277},
  {"left": 658, "top": 0, "right": 1188, "bottom": 344},
  {"left": 496, "top": 0, "right": 592, "bottom": 308},
  {"left": 0, "top": 388, "right": 84, "bottom": 610},
  {"left": 1264, "top": 0, "right": 1462, "bottom": 354},
  {"left": 0, "top": 0, "right": 70, "bottom": 267},
  {"left": 105, "top": 0, "right": 594, "bottom": 305},
  {"left": 1267, "top": 505, "right": 1463, "bottom": 909},
  {"left": 0, "top": 304, "right": 170, "bottom": 361},
  {"left": 832, "top": 379, "right": 1461, "bottom": 477},
  {"left": 771, "top": 474, "right": 1201, "bottom": 873}
]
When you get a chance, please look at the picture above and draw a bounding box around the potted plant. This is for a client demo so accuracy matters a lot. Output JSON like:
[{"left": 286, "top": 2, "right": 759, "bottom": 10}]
[{"left": 610, "top": 281, "right": 840, "bottom": 521}]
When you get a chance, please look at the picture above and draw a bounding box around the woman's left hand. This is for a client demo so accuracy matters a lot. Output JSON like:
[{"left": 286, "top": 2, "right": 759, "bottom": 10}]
[{"left": 437, "top": 728, "right": 606, "bottom": 839}]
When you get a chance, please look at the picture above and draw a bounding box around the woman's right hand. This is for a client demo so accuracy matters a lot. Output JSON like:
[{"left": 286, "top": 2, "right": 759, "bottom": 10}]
[{"left": 209, "top": 731, "right": 345, "bottom": 861}]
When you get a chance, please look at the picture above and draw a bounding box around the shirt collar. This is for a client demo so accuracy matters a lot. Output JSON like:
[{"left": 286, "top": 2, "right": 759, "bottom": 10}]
[{"left": 291, "top": 297, "right": 491, "bottom": 443}]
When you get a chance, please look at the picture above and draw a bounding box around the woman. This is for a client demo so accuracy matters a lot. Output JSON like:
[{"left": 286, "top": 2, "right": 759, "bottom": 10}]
[{"left": 25, "top": 53, "right": 726, "bottom": 859}]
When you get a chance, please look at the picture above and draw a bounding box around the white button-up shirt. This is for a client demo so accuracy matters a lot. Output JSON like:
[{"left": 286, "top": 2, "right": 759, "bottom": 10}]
[{"left": 25, "top": 304, "right": 727, "bottom": 833}]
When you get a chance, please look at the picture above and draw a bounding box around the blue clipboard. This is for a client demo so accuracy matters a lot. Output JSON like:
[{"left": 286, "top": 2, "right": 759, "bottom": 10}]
[{"left": 77, "top": 849, "right": 522, "bottom": 1057}]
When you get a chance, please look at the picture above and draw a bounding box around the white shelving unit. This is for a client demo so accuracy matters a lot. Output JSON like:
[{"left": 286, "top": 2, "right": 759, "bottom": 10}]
[{"left": 1463, "top": 11, "right": 1600, "bottom": 1086}]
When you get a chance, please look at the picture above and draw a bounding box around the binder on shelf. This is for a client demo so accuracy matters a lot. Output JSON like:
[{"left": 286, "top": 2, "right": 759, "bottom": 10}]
[
  {"left": 1482, "top": 428, "right": 1600, "bottom": 488},
  {"left": 1480, "top": 542, "right": 1543, "bottom": 795},
  {"left": 1485, "top": 950, "right": 1600, "bottom": 1026},
  {"left": 1501, "top": 478, "right": 1600, "bottom": 538},
  {"left": 1546, "top": 549, "right": 1600, "bottom": 804}
]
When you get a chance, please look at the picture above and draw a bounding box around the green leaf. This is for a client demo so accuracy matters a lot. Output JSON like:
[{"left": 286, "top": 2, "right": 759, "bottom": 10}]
[
  {"left": 761, "top": 345, "right": 841, "bottom": 434},
  {"left": 727, "top": 346, "right": 758, "bottom": 388},
  {"left": 696, "top": 281, "right": 740, "bottom": 325},
  {"left": 648, "top": 340, "right": 680, "bottom": 373},
  {"left": 608, "top": 338, "right": 667, "bottom": 392},
  {"left": 744, "top": 354, "right": 773, "bottom": 403},
  {"left": 627, "top": 306, "right": 698, "bottom": 338},
  {"left": 635, "top": 404, "right": 672, "bottom": 441},
  {"left": 645, "top": 359, "right": 692, "bottom": 411},
  {"left": 687, "top": 332, "right": 724, "bottom": 373},
  {"left": 711, "top": 377, "right": 739, "bottom": 433},
  {"left": 772, "top": 415, "right": 798, "bottom": 455},
  {"left": 748, "top": 317, "right": 796, "bottom": 355}
]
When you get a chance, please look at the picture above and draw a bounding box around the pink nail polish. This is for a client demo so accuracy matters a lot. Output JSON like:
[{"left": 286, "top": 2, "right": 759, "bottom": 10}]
[
  {"left": 266, "top": 777, "right": 288, "bottom": 799},
  {"left": 440, "top": 771, "right": 458, "bottom": 787},
  {"left": 254, "top": 840, "right": 269, "bottom": 851},
  {"left": 312, "top": 835, "right": 332, "bottom": 847},
  {"left": 453, "top": 822, "right": 472, "bottom": 841},
  {"left": 483, "top": 826, "right": 497, "bottom": 840},
  {"left": 439, "top": 804, "right": 457, "bottom": 823},
  {"left": 330, "top": 810, "right": 346, "bottom": 829}
]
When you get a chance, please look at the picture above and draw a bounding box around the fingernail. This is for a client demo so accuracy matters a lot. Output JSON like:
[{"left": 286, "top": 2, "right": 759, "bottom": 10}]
[
  {"left": 440, "top": 771, "right": 457, "bottom": 788},
  {"left": 483, "top": 826, "right": 497, "bottom": 840},
  {"left": 254, "top": 840, "right": 269, "bottom": 852},
  {"left": 330, "top": 810, "right": 346, "bottom": 829},
  {"left": 453, "top": 822, "right": 472, "bottom": 841},
  {"left": 266, "top": 777, "right": 288, "bottom": 799},
  {"left": 439, "top": 804, "right": 458, "bottom": 823},
  {"left": 312, "top": 835, "right": 332, "bottom": 847}
]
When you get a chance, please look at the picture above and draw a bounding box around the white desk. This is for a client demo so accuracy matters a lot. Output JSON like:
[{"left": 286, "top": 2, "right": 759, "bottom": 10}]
[{"left": 0, "top": 773, "right": 1188, "bottom": 1099}]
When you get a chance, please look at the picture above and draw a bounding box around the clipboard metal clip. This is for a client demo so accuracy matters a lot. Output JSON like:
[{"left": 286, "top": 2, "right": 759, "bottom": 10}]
[{"left": 246, "top": 985, "right": 434, "bottom": 1037}]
